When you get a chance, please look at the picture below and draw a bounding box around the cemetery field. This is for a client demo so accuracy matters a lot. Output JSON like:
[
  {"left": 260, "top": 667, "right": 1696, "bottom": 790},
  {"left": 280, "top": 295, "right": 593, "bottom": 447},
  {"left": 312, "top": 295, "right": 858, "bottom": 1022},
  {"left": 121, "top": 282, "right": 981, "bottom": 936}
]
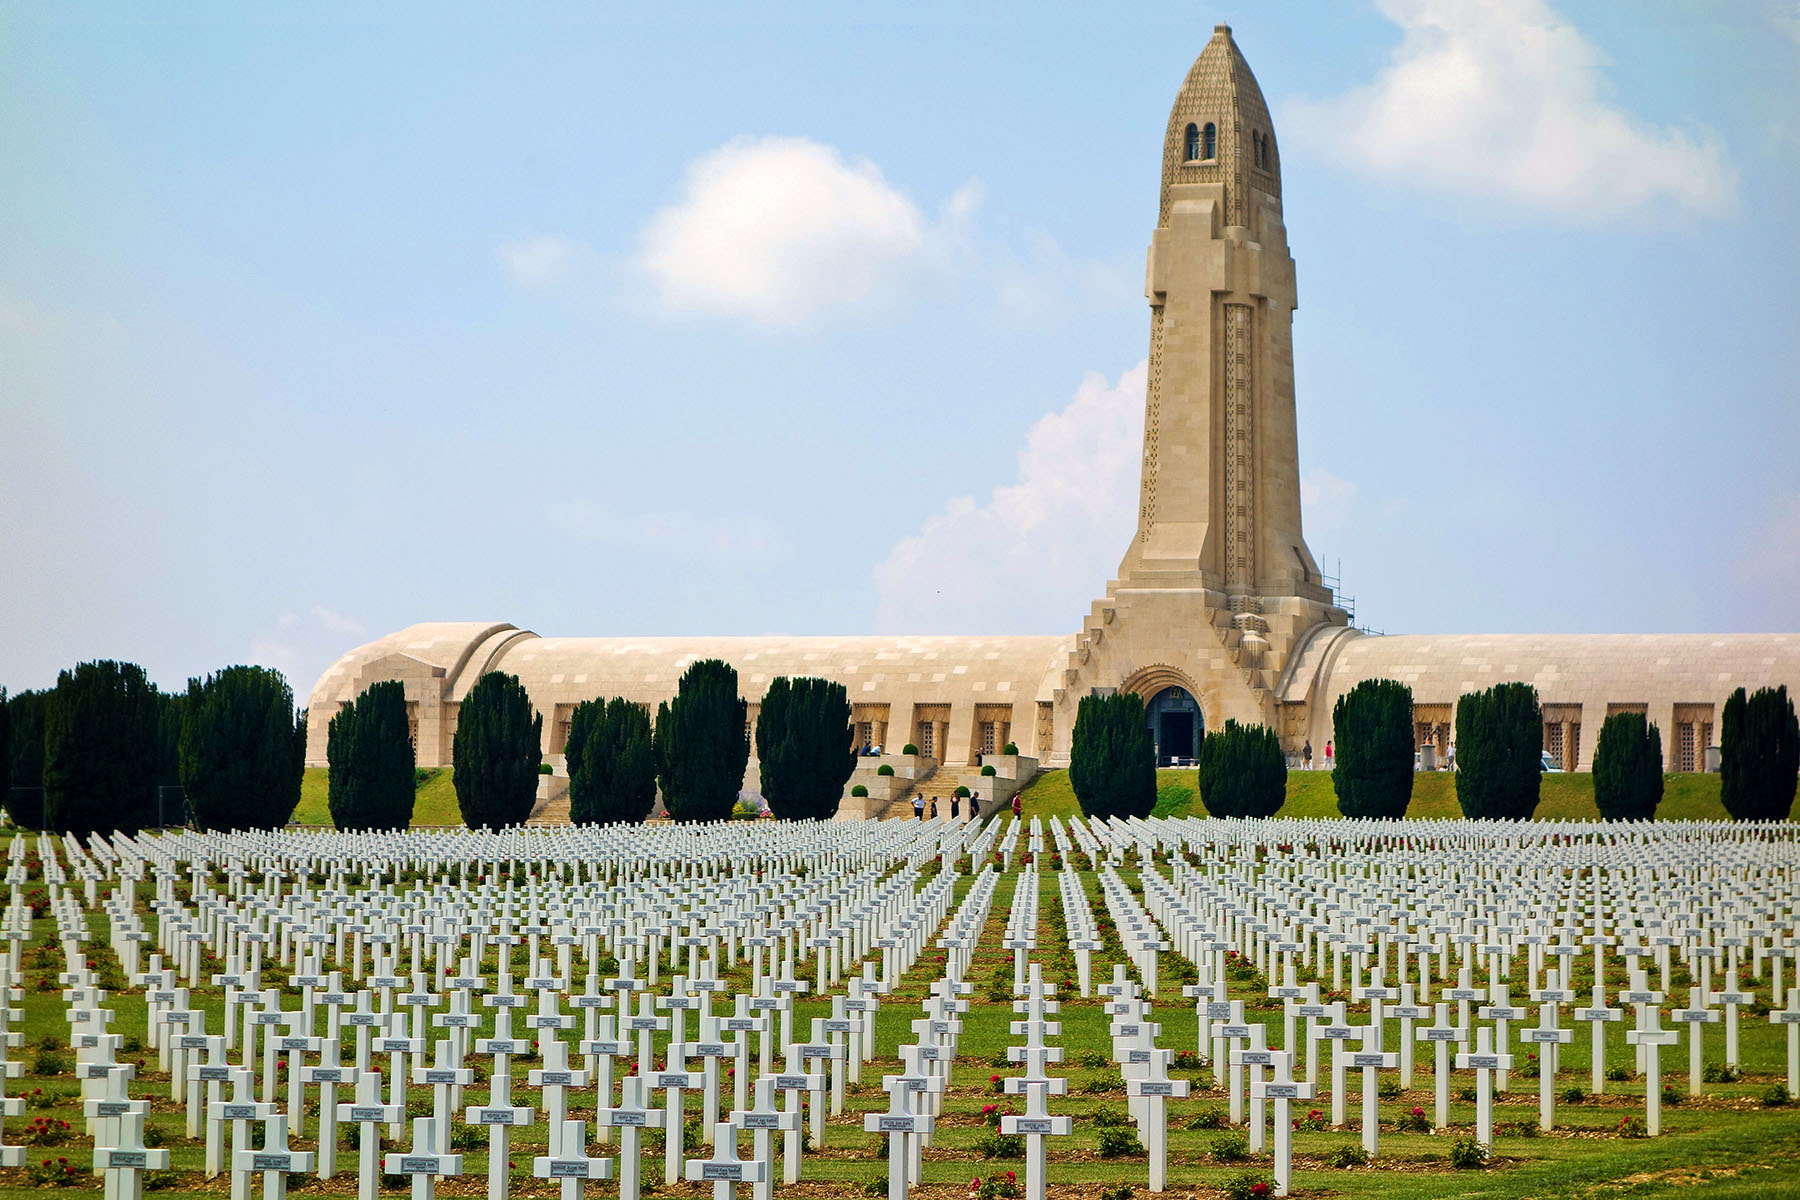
[
  {"left": 4, "top": 815, "right": 1798, "bottom": 1200},
  {"left": 1017, "top": 771, "right": 1744, "bottom": 824}
]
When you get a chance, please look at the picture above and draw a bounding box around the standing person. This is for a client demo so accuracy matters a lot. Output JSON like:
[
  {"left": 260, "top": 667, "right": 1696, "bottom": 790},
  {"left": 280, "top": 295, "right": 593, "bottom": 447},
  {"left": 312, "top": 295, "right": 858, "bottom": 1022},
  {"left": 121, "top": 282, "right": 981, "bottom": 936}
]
[
  {"left": 929, "top": 797, "right": 938, "bottom": 819},
  {"left": 950, "top": 794, "right": 960, "bottom": 820},
  {"left": 969, "top": 792, "right": 980, "bottom": 820},
  {"left": 1324, "top": 740, "right": 1333, "bottom": 770},
  {"left": 912, "top": 793, "right": 925, "bottom": 820},
  {"left": 1302, "top": 739, "right": 1313, "bottom": 770},
  {"left": 1011, "top": 793, "right": 1022, "bottom": 821}
]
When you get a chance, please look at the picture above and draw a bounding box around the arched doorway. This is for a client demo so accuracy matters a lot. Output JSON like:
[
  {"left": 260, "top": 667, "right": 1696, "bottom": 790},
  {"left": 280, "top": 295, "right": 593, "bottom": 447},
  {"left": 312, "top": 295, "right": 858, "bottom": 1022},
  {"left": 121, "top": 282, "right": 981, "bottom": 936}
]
[{"left": 1144, "top": 685, "right": 1203, "bottom": 765}]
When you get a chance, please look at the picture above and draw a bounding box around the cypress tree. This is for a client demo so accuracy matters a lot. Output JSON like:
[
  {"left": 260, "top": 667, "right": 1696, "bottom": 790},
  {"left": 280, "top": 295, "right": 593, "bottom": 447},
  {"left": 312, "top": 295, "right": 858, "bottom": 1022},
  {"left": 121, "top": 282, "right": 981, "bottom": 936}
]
[
  {"left": 43, "top": 660, "right": 161, "bottom": 838},
  {"left": 655, "top": 659, "right": 749, "bottom": 824},
  {"left": 0, "top": 689, "right": 7, "bottom": 820},
  {"left": 180, "top": 666, "right": 306, "bottom": 831},
  {"left": 756, "top": 676, "right": 856, "bottom": 821},
  {"left": 566, "top": 697, "right": 658, "bottom": 825},
  {"left": 1196, "top": 719, "right": 1286, "bottom": 818},
  {"left": 452, "top": 671, "right": 544, "bottom": 831},
  {"left": 326, "top": 680, "right": 415, "bottom": 831},
  {"left": 1720, "top": 685, "right": 1800, "bottom": 822},
  {"left": 1332, "top": 678, "right": 1415, "bottom": 819},
  {"left": 1069, "top": 691, "right": 1156, "bottom": 820},
  {"left": 4, "top": 690, "right": 46, "bottom": 830},
  {"left": 1592, "top": 710, "right": 1663, "bottom": 822},
  {"left": 1454, "top": 682, "right": 1542, "bottom": 820}
]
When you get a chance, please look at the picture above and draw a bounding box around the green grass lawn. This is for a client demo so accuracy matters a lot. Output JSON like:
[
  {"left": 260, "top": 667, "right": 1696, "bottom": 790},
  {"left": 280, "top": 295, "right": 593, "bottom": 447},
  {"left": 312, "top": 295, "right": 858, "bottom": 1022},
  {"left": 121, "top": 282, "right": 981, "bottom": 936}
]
[
  {"left": 1021, "top": 768, "right": 1750, "bottom": 822},
  {"left": 292, "top": 766, "right": 462, "bottom": 826}
]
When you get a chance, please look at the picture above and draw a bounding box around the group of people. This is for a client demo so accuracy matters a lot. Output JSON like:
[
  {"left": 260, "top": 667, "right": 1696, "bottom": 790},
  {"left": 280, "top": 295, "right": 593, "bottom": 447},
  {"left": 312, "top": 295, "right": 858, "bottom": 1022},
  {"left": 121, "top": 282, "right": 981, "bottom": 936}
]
[
  {"left": 909, "top": 789, "right": 1022, "bottom": 822},
  {"left": 1299, "top": 739, "right": 1334, "bottom": 770}
]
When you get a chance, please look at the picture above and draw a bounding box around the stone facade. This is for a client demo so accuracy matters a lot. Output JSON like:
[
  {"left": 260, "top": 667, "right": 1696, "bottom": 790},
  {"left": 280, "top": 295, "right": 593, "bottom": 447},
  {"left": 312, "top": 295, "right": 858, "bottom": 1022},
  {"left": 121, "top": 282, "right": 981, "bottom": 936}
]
[{"left": 303, "top": 26, "right": 1798, "bottom": 795}]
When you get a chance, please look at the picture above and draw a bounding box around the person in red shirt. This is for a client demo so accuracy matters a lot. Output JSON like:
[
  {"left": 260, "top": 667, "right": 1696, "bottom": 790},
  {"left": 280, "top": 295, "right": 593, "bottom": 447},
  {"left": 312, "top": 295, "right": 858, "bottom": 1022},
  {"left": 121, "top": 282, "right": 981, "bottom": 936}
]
[{"left": 1011, "top": 793, "right": 1022, "bottom": 820}]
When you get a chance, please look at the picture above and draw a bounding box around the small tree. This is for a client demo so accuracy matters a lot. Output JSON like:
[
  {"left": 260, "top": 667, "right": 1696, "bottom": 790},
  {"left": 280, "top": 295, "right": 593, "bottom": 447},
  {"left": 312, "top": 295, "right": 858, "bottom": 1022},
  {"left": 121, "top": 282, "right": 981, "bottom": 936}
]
[
  {"left": 180, "top": 666, "right": 306, "bottom": 831},
  {"left": 566, "top": 698, "right": 658, "bottom": 825},
  {"left": 1069, "top": 691, "right": 1156, "bottom": 820},
  {"left": 43, "top": 660, "right": 161, "bottom": 837},
  {"left": 1592, "top": 710, "right": 1663, "bottom": 822},
  {"left": 1196, "top": 719, "right": 1286, "bottom": 818},
  {"left": 1332, "top": 679, "right": 1415, "bottom": 819},
  {"left": 1721, "top": 685, "right": 1800, "bottom": 822},
  {"left": 452, "top": 672, "right": 544, "bottom": 831},
  {"left": 756, "top": 676, "right": 855, "bottom": 821},
  {"left": 1454, "top": 682, "right": 1542, "bottom": 820},
  {"left": 656, "top": 659, "right": 749, "bottom": 824},
  {"left": 4, "top": 690, "right": 47, "bottom": 829},
  {"left": 327, "top": 680, "right": 415, "bottom": 831}
]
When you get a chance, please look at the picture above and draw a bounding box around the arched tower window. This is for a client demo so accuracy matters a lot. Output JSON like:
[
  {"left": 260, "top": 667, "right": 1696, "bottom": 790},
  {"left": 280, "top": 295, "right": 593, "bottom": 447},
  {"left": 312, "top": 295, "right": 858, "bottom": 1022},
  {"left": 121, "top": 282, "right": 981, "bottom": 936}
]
[
  {"left": 1184, "top": 123, "right": 1201, "bottom": 161},
  {"left": 1203, "top": 122, "right": 1217, "bottom": 160}
]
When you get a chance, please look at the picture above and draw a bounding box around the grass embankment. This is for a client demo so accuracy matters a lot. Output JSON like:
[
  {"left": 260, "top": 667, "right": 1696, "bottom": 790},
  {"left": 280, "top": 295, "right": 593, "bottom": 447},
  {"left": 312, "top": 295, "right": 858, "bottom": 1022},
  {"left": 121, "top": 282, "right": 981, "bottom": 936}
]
[
  {"left": 291, "top": 766, "right": 461, "bottom": 826},
  {"left": 1021, "top": 768, "right": 1742, "bottom": 821}
]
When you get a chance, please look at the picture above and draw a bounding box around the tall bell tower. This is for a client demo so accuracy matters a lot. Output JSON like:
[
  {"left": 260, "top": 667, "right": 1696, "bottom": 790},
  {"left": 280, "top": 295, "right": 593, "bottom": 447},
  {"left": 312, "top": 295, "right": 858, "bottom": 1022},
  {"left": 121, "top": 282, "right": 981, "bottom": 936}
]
[
  {"left": 1047, "top": 25, "right": 1346, "bottom": 764},
  {"left": 1119, "top": 23, "right": 1326, "bottom": 607}
]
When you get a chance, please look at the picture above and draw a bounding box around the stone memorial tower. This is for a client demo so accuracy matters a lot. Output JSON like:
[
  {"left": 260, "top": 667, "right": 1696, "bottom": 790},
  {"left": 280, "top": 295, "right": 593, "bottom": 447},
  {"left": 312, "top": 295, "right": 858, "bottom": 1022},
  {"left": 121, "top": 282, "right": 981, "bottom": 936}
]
[{"left": 1049, "top": 25, "right": 1347, "bottom": 756}]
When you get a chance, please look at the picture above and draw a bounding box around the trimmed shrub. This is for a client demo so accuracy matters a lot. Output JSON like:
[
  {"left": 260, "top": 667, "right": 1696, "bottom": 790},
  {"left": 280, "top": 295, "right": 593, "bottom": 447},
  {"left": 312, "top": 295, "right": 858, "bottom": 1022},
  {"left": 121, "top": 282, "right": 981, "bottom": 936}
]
[
  {"left": 655, "top": 659, "right": 750, "bottom": 824},
  {"left": 876, "top": 763, "right": 895, "bottom": 776},
  {"left": 1331, "top": 678, "right": 1414, "bottom": 818},
  {"left": 43, "top": 661, "right": 160, "bottom": 837},
  {"left": 850, "top": 784, "right": 868, "bottom": 797},
  {"left": 1593, "top": 709, "right": 1664, "bottom": 821},
  {"left": 756, "top": 676, "right": 855, "bottom": 821},
  {"left": 326, "top": 680, "right": 415, "bottom": 831},
  {"left": 955, "top": 785, "right": 971, "bottom": 798},
  {"left": 4, "top": 690, "right": 47, "bottom": 829},
  {"left": 980, "top": 764, "right": 997, "bottom": 776},
  {"left": 180, "top": 666, "right": 306, "bottom": 831},
  {"left": 1069, "top": 691, "right": 1155, "bottom": 820},
  {"left": 452, "top": 672, "right": 544, "bottom": 831},
  {"left": 901, "top": 743, "right": 919, "bottom": 756},
  {"left": 1721, "top": 685, "right": 1799, "bottom": 821},
  {"left": 1197, "top": 720, "right": 1286, "bottom": 818},
  {"left": 1454, "top": 682, "right": 1542, "bottom": 819},
  {"left": 1002, "top": 742, "right": 1019, "bottom": 755},
  {"left": 566, "top": 697, "right": 657, "bottom": 825}
]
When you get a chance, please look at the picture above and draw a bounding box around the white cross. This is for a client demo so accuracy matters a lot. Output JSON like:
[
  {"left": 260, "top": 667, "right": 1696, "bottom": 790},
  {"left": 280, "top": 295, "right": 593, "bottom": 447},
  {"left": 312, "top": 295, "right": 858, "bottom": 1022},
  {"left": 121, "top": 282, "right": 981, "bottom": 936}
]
[
  {"left": 533, "top": 1119, "right": 613, "bottom": 1200},
  {"left": 652, "top": 1050, "right": 704, "bottom": 1185},
  {"left": 861, "top": 1070, "right": 930, "bottom": 1200},
  {"left": 1671, "top": 984, "right": 1721, "bottom": 1098},
  {"left": 1769, "top": 983, "right": 1800, "bottom": 1095},
  {"left": 1454, "top": 1025, "right": 1513, "bottom": 1148},
  {"left": 1571, "top": 984, "right": 1623, "bottom": 1096},
  {"left": 1249, "top": 1050, "right": 1314, "bottom": 1197},
  {"left": 529, "top": 1038, "right": 589, "bottom": 1157},
  {"left": 466, "top": 1018, "right": 534, "bottom": 1200},
  {"left": 594, "top": 1074, "right": 666, "bottom": 1200},
  {"left": 347, "top": 1070, "right": 403, "bottom": 1200},
  {"left": 685, "top": 1120, "right": 768, "bottom": 1200},
  {"left": 738, "top": 1076, "right": 801, "bottom": 1200},
  {"left": 232, "top": 1111, "right": 315, "bottom": 1200},
  {"left": 382, "top": 1116, "right": 465, "bottom": 1200},
  {"left": 1521, "top": 994, "right": 1573, "bottom": 1131},
  {"left": 1625, "top": 1002, "right": 1681, "bottom": 1136},
  {"left": 1346, "top": 1021, "right": 1397, "bottom": 1156},
  {"left": 1709, "top": 968, "right": 1755, "bottom": 1069},
  {"left": 1126, "top": 1048, "right": 1191, "bottom": 1191},
  {"left": 999, "top": 1080, "right": 1071, "bottom": 1200}
]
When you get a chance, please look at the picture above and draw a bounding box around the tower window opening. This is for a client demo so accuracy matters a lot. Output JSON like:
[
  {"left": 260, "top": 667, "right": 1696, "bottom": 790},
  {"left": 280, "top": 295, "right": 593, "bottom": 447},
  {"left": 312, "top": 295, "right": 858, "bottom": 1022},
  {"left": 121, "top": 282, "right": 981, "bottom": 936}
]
[
  {"left": 1203, "top": 122, "right": 1217, "bottom": 159},
  {"left": 1184, "top": 123, "right": 1201, "bottom": 161}
]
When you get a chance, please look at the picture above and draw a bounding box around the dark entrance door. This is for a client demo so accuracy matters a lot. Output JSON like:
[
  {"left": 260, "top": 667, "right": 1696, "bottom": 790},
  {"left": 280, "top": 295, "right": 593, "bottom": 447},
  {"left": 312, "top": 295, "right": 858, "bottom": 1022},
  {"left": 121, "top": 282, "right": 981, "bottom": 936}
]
[
  {"left": 1144, "top": 685, "right": 1203, "bottom": 764},
  {"left": 1160, "top": 711, "right": 1194, "bottom": 767}
]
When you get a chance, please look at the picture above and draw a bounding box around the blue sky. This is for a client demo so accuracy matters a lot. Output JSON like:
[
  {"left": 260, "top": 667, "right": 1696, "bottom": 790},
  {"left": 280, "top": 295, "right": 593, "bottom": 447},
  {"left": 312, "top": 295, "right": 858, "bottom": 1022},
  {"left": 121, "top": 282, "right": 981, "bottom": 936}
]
[{"left": 3, "top": 0, "right": 1797, "bottom": 700}]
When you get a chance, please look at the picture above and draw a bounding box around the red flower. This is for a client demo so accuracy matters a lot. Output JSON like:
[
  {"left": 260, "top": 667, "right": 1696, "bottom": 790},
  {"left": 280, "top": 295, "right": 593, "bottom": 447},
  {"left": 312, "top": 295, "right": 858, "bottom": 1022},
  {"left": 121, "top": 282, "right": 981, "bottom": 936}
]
[{"left": 1251, "top": 1184, "right": 1270, "bottom": 1198}]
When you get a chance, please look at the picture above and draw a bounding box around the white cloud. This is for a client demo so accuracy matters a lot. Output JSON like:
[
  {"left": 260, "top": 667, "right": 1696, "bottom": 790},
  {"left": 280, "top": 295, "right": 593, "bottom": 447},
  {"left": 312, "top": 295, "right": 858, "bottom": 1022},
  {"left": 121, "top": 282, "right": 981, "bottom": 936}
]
[
  {"left": 252, "top": 605, "right": 370, "bottom": 698},
  {"left": 498, "top": 234, "right": 588, "bottom": 289},
  {"left": 874, "top": 362, "right": 1146, "bottom": 633},
  {"left": 1284, "top": 0, "right": 1736, "bottom": 219},
  {"left": 635, "top": 136, "right": 966, "bottom": 327},
  {"left": 1301, "top": 468, "right": 1360, "bottom": 536}
]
